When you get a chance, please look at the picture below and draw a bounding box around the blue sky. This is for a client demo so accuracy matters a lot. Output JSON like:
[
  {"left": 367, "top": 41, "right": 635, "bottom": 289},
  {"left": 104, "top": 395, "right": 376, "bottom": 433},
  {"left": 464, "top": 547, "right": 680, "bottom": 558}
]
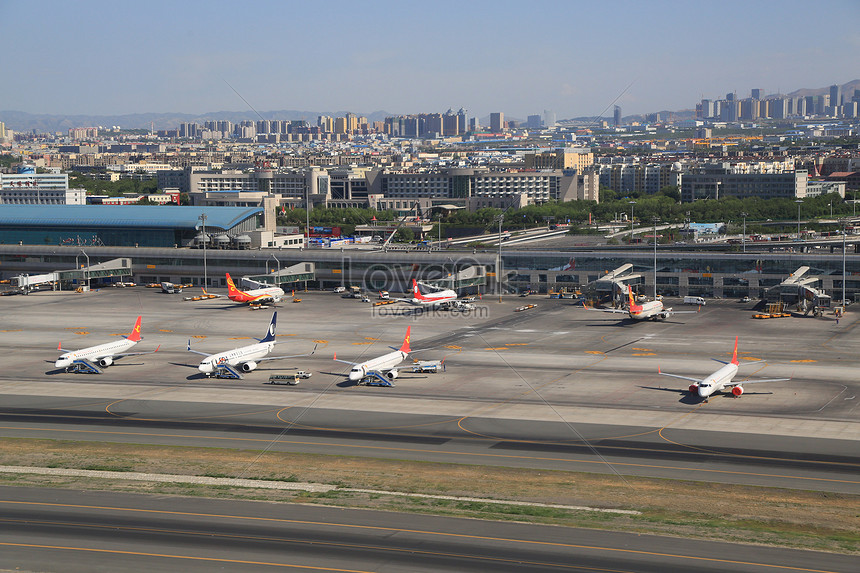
[{"left": 2, "top": 0, "right": 858, "bottom": 119}]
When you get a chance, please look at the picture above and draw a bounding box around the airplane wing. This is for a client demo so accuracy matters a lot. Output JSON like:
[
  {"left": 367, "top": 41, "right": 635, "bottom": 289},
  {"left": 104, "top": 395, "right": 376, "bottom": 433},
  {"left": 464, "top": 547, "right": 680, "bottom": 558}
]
[
  {"left": 113, "top": 345, "right": 161, "bottom": 360},
  {"left": 200, "top": 287, "right": 227, "bottom": 298},
  {"left": 186, "top": 339, "right": 211, "bottom": 357},
  {"left": 661, "top": 306, "right": 701, "bottom": 316},
  {"left": 258, "top": 344, "right": 317, "bottom": 362},
  {"left": 656, "top": 366, "right": 701, "bottom": 383},
  {"left": 583, "top": 304, "right": 629, "bottom": 314},
  {"left": 332, "top": 353, "right": 356, "bottom": 366},
  {"left": 725, "top": 377, "right": 791, "bottom": 386}
]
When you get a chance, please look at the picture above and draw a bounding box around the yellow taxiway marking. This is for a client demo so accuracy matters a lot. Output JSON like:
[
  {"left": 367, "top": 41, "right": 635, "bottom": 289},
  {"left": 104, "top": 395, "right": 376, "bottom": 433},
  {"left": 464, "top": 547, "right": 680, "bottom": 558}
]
[
  {"left": 585, "top": 350, "right": 604, "bottom": 355},
  {"left": 484, "top": 347, "right": 508, "bottom": 351},
  {"left": 740, "top": 356, "right": 760, "bottom": 361},
  {"left": 191, "top": 335, "right": 207, "bottom": 339},
  {"left": 632, "top": 347, "right": 652, "bottom": 351},
  {"left": 313, "top": 339, "right": 328, "bottom": 344},
  {"left": 64, "top": 327, "right": 86, "bottom": 330},
  {"left": 158, "top": 329, "right": 173, "bottom": 333},
  {"left": 75, "top": 331, "right": 90, "bottom": 336},
  {"left": 229, "top": 337, "right": 252, "bottom": 340},
  {"left": 444, "top": 345, "right": 462, "bottom": 350},
  {"left": 364, "top": 337, "right": 379, "bottom": 341},
  {"left": 0, "top": 503, "right": 846, "bottom": 573},
  {"left": 352, "top": 342, "right": 373, "bottom": 345},
  {"left": 505, "top": 343, "right": 529, "bottom": 346},
  {"left": 632, "top": 353, "right": 656, "bottom": 356},
  {"left": 0, "top": 329, "right": 22, "bottom": 333},
  {"left": 791, "top": 359, "right": 816, "bottom": 363}
]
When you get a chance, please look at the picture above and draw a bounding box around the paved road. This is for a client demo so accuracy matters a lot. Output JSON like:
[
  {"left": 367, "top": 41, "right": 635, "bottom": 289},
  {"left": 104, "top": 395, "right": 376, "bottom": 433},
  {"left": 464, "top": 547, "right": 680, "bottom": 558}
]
[{"left": 0, "top": 486, "right": 855, "bottom": 573}]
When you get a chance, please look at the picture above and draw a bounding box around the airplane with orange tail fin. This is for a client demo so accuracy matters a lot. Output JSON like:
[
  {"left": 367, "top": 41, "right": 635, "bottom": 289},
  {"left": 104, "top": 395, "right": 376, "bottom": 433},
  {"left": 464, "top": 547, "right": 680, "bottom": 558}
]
[
  {"left": 585, "top": 289, "right": 699, "bottom": 321},
  {"left": 392, "top": 279, "right": 457, "bottom": 308},
  {"left": 55, "top": 316, "right": 159, "bottom": 373},
  {"left": 657, "top": 336, "right": 789, "bottom": 400},
  {"left": 202, "top": 273, "right": 285, "bottom": 305},
  {"left": 333, "top": 327, "right": 412, "bottom": 384}
]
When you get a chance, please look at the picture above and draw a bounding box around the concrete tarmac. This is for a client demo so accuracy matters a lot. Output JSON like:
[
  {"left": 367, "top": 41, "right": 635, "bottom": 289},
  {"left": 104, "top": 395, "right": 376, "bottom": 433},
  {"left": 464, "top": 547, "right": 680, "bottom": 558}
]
[{"left": 0, "top": 287, "right": 857, "bottom": 491}]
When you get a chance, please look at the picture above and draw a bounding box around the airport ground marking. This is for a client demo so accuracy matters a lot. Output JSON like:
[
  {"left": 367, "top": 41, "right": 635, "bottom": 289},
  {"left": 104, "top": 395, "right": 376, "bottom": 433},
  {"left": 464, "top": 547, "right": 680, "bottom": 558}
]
[
  {"left": 0, "top": 541, "right": 370, "bottom": 572},
  {"left": 276, "top": 408, "right": 463, "bottom": 432},
  {"left": 313, "top": 339, "right": 328, "bottom": 344},
  {"left": 1, "top": 425, "right": 857, "bottom": 486},
  {"left": 158, "top": 329, "right": 173, "bottom": 333},
  {"left": 0, "top": 518, "right": 626, "bottom": 573},
  {"left": 0, "top": 503, "right": 848, "bottom": 573},
  {"left": 791, "top": 359, "right": 816, "bottom": 363}
]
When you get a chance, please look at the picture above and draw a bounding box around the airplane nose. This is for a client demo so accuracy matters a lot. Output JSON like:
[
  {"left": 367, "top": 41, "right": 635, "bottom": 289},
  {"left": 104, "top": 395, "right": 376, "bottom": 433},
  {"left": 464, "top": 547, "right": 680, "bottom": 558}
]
[
  {"left": 348, "top": 372, "right": 361, "bottom": 381},
  {"left": 198, "top": 363, "right": 211, "bottom": 374}
]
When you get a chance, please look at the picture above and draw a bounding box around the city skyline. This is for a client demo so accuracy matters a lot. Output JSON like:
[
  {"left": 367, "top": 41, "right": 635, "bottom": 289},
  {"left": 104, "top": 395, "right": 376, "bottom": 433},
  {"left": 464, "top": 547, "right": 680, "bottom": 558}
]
[{"left": 1, "top": 0, "right": 858, "bottom": 120}]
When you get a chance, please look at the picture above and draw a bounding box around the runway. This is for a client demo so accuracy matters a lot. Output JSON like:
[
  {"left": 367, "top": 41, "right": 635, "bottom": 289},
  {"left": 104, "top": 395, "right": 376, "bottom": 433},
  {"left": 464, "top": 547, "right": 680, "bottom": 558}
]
[{"left": 1, "top": 486, "right": 855, "bottom": 573}]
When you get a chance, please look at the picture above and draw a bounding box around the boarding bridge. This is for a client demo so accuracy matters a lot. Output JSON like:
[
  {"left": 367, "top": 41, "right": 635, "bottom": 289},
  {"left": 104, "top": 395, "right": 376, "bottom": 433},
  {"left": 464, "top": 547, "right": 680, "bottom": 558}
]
[
  {"left": 243, "top": 262, "right": 315, "bottom": 289},
  {"left": 587, "top": 263, "right": 645, "bottom": 306},
  {"left": 422, "top": 265, "right": 486, "bottom": 292},
  {"left": 12, "top": 258, "right": 133, "bottom": 291},
  {"left": 765, "top": 266, "right": 831, "bottom": 313}
]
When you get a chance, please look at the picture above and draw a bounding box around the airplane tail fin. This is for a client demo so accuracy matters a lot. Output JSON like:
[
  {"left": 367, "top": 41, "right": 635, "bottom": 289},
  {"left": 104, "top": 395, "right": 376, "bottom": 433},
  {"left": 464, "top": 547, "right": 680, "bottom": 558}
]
[
  {"left": 127, "top": 316, "right": 143, "bottom": 343},
  {"left": 730, "top": 336, "right": 739, "bottom": 366},
  {"left": 226, "top": 273, "right": 244, "bottom": 297},
  {"left": 399, "top": 326, "right": 411, "bottom": 354},
  {"left": 260, "top": 312, "right": 277, "bottom": 343},
  {"left": 412, "top": 279, "right": 428, "bottom": 301}
]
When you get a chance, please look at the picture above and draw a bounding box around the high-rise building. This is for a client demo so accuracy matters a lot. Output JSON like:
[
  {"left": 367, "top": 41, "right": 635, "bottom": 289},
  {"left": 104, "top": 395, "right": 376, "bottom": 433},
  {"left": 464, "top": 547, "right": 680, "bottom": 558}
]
[
  {"left": 613, "top": 105, "right": 622, "bottom": 126},
  {"left": 830, "top": 84, "right": 842, "bottom": 107},
  {"left": 526, "top": 114, "right": 542, "bottom": 129},
  {"left": 700, "top": 99, "right": 714, "bottom": 118},
  {"left": 751, "top": 88, "right": 763, "bottom": 100},
  {"left": 489, "top": 112, "right": 504, "bottom": 132},
  {"left": 543, "top": 110, "right": 556, "bottom": 128}
]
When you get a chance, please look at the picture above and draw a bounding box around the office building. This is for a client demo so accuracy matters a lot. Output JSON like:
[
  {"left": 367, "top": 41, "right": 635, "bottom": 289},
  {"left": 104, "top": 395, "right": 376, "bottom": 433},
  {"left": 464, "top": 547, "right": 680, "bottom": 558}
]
[
  {"left": 489, "top": 112, "right": 504, "bottom": 132},
  {"left": 613, "top": 105, "right": 622, "bottom": 126},
  {"left": 681, "top": 164, "right": 807, "bottom": 201},
  {"left": 830, "top": 84, "right": 841, "bottom": 107}
]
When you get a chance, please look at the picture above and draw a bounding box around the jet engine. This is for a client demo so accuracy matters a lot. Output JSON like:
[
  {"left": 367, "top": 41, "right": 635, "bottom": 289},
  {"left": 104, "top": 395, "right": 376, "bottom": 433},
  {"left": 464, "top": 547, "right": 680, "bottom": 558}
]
[
  {"left": 731, "top": 386, "right": 744, "bottom": 397},
  {"left": 98, "top": 357, "right": 114, "bottom": 367},
  {"left": 386, "top": 369, "right": 399, "bottom": 380},
  {"left": 688, "top": 384, "right": 699, "bottom": 394},
  {"left": 241, "top": 361, "right": 258, "bottom": 372}
]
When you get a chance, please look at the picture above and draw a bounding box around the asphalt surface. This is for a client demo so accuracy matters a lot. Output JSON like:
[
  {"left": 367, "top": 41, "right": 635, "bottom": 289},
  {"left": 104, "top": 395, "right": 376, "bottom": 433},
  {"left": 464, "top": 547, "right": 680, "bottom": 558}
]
[{"left": 1, "top": 486, "right": 855, "bottom": 573}]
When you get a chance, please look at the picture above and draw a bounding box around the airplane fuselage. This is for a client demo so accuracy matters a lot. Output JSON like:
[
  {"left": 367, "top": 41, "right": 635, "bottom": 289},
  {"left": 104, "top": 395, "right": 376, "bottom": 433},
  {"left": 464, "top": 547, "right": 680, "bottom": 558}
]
[
  {"left": 55, "top": 339, "right": 137, "bottom": 369},
  {"left": 629, "top": 300, "right": 664, "bottom": 320},
  {"left": 198, "top": 341, "right": 276, "bottom": 374},
  {"left": 695, "top": 362, "right": 739, "bottom": 398},
  {"left": 229, "top": 287, "right": 284, "bottom": 304},
  {"left": 348, "top": 350, "right": 408, "bottom": 381}
]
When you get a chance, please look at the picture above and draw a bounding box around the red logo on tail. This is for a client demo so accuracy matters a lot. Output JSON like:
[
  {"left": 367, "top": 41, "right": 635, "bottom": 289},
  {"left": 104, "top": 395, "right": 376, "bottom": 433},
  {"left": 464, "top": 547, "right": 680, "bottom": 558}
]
[{"left": 399, "top": 327, "right": 411, "bottom": 354}]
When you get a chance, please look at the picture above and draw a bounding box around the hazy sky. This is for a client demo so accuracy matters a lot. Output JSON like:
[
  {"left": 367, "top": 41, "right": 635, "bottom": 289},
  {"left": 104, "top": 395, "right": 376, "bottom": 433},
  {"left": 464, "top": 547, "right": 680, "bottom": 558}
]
[{"left": 2, "top": 0, "right": 858, "bottom": 120}]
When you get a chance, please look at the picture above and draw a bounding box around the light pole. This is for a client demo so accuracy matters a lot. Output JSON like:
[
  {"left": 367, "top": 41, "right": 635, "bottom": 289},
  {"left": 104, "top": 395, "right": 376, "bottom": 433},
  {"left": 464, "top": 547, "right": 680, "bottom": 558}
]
[
  {"left": 652, "top": 216, "right": 659, "bottom": 299},
  {"left": 628, "top": 200, "right": 636, "bottom": 243},
  {"left": 740, "top": 212, "right": 747, "bottom": 253},
  {"left": 496, "top": 213, "right": 504, "bottom": 302},
  {"left": 199, "top": 213, "right": 208, "bottom": 288},
  {"left": 267, "top": 254, "right": 280, "bottom": 277},
  {"left": 841, "top": 219, "right": 847, "bottom": 310},
  {"left": 795, "top": 199, "right": 803, "bottom": 240}
]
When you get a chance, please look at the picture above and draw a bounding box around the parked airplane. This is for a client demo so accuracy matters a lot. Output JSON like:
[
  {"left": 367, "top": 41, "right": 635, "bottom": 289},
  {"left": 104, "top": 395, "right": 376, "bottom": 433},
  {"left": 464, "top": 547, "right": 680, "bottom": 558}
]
[
  {"left": 550, "top": 258, "right": 575, "bottom": 272},
  {"left": 334, "top": 326, "right": 412, "bottom": 384},
  {"left": 203, "top": 273, "right": 285, "bottom": 305},
  {"left": 394, "top": 279, "right": 457, "bottom": 308},
  {"left": 585, "top": 289, "right": 698, "bottom": 321},
  {"left": 657, "top": 336, "right": 789, "bottom": 400},
  {"left": 55, "top": 316, "right": 159, "bottom": 373},
  {"left": 186, "top": 311, "right": 313, "bottom": 378}
]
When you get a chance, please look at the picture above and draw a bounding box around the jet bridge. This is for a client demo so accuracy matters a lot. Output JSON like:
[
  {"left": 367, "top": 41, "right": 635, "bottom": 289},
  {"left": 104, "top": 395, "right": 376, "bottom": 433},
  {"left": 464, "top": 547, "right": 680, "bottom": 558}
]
[
  {"left": 586, "top": 263, "right": 645, "bottom": 306},
  {"left": 765, "top": 266, "right": 831, "bottom": 314},
  {"left": 243, "top": 262, "right": 315, "bottom": 289},
  {"left": 422, "top": 265, "right": 486, "bottom": 292},
  {"left": 12, "top": 258, "right": 133, "bottom": 292}
]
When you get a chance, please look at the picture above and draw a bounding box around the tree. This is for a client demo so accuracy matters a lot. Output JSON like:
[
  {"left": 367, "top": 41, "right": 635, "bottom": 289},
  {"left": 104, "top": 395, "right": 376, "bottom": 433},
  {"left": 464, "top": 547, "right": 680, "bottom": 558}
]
[{"left": 659, "top": 185, "right": 680, "bottom": 202}]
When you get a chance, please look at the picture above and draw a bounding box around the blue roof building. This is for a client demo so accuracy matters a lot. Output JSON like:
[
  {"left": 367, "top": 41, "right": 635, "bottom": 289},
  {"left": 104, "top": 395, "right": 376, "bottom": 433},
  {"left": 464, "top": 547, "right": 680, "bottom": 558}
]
[{"left": 0, "top": 205, "right": 263, "bottom": 247}]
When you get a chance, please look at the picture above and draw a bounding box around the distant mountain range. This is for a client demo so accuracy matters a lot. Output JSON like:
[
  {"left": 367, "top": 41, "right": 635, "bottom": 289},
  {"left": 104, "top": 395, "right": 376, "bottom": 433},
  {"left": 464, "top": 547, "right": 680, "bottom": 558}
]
[{"left": 2, "top": 80, "right": 857, "bottom": 133}]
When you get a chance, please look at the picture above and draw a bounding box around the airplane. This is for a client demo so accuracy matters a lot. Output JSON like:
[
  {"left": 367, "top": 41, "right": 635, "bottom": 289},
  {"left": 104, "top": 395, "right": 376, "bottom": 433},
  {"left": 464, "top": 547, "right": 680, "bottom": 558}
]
[
  {"left": 657, "top": 336, "right": 789, "bottom": 400},
  {"left": 202, "top": 272, "right": 285, "bottom": 305},
  {"left": 584, "top": 288, "right": 698, "bottom": 321},
  {"left": 55, "top": 316, "right": 159, "bottom": 373},
  {"left": 186, "top": 311, "right": 314, "bottom": 378},
  {"left": 333, "top": 326, "right": 412, "bottom": 384},
  {"left": 550, "top": 257, "right": 575, "bottom": 272},
  {"left": 393, "top": 279, "right": 457, "bottom": 308}
]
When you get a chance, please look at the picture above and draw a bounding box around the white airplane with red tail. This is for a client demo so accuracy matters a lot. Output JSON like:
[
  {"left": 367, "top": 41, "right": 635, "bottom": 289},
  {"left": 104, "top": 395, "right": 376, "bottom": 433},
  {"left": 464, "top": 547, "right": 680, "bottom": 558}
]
[
  {"left": 395, "top": 279, "right": 457, "bottom": 308},
  {"left": 657, "top": 336, "right": 789, "bottom": 400},
  {"left": 203, "top": 273, "right": 285, "bottom": 305},
  {"left": 333, "top": 327, "right": 412, "bottom": 385},
  {"left": 55, "top": 316, "right": 159, "bottom": 373},
  {"left": 586, "top": 289, "right": 698, "bottom": 321}
]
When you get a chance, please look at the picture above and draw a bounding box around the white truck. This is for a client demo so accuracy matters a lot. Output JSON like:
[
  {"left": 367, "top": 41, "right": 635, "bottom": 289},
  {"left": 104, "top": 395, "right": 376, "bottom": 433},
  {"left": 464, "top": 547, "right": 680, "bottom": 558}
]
[
  {"left": 684, "top": 296, "right": 706, "bottom": 306},
  {"left": 411, "top": 360, "right": 444, "bottom": 373}
]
